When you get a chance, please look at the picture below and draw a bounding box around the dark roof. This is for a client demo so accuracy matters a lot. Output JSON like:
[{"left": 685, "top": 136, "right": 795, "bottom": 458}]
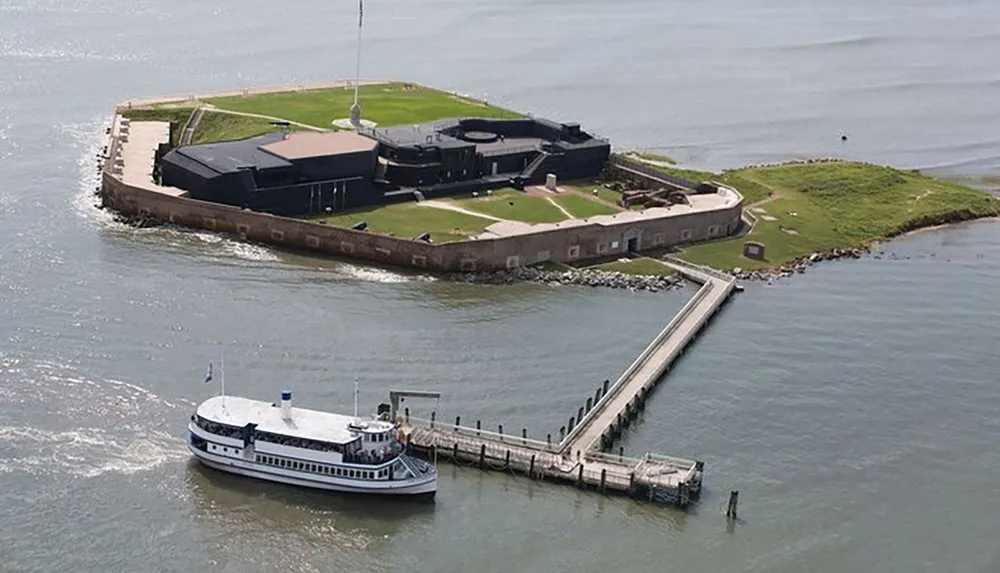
[{"left": 174, "top": 133, "right": 292, "bottom": 175}]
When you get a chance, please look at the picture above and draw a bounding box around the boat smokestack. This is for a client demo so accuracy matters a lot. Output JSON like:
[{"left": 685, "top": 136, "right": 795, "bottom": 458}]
[{"left": 280, "top": 389, "right": 292, "bottom": 420}]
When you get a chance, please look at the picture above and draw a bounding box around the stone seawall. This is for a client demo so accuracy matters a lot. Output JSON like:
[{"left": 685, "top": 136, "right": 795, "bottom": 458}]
[{"left": 101, "top": 173, "right": 744, "bottom": 273}]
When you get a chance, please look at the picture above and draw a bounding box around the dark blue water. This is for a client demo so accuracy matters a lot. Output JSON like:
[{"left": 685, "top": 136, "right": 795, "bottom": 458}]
[{"left": 1, "top": 0, "right": 998, "bottom": 571}]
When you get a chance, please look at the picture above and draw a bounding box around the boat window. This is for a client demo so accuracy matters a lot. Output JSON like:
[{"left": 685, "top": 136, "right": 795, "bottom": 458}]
[{"left": 280, "top": 459, "right": 286, "bottom": 467}]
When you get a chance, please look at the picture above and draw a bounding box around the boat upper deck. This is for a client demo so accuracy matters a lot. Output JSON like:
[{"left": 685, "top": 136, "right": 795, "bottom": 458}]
[{"left": 196, "top": 395, "right": 393, "bottom": 445}]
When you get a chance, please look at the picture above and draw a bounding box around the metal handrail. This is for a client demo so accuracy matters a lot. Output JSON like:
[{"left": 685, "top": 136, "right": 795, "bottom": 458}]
[
  {"left": 407, "top": 416, "right": 562, "bottom": 453},
  {"left": 559, "top": 282, "right": 714, "bottom": 452}
]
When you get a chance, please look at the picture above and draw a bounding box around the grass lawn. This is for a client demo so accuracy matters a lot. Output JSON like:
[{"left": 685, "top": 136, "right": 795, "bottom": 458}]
[
  {"left": 117, "top": 107, "right": 195, "bottom": 147},
  {"left": 190, "top": 111, "right": 313, "bottom": 144},
  {"left": 588, "top": 257, "right": 678, "bottom": 276},
  {"left": 550, "top": 193, "right": 620, "bottom": 218},
  {"left": 563, "top": 180, "right": 623, "bottom": 207},
  {"left": 449, "top": 190, "right": 569, "bottom": 224},
  {"left": 677, "top": 161, "right": 1000, "bottom": 270},
  {"left": 532, "top": 260, "right": 575, "bottom": 272},
  {"left": 311, "top": 201, "right": 494, "bottom": 244},
  {"left": 204, "top": 82, "right": 522, "bottom": 129}
]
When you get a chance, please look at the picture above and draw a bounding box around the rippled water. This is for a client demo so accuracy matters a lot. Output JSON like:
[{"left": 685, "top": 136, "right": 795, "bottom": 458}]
[{"left": 1, "top": 0, "right": 999, "bottom": 571}]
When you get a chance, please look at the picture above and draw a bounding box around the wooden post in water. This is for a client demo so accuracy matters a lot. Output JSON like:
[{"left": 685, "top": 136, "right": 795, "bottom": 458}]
[
  {"left": 600, "top": 468, "right": 607, "bottom": 494},
  {"left": 479, "top": 444, "right": 486, "bottom": 469},
  {"left": 577, "top": 464, "right": 584, "bottom": 488},
  {"left": 619, "top": 446, "right": 624, "bottom": 462},
  {"left": 476, "top": 420, "right": 481, "bottom": 436},
  {"left": 603, "top": 379, "right": 610, "bottom": 395},
  {"left": 628, "top": 472, "right": 635, "bottom": 493},
  {"left": 522, "top": 428, "right": 527, "bottom": 445},
  {"left": 594, "top": 387, "right": 602, "bottom": 403},
  {"left": 586, "top": 397, "right": 593, "bottom": 413},
  {"left": 578, "top": 406, "right": 584, "bottom": 422},
  {"left": 505, "top": 450, "right": 510, "bottom": 469},
  {"left": 454, "top": 415, "right": 460, "bottom": 431},
  {"left": 529, "top": 454, "right": 536, "bottom": 479},
  {"left": 498, "top": 424, "right": 504, "bottom": 441},
  {"left": 568, "top": 416, "right": 575, "bottom": 432},
  {"left": 430, "top": 411, "right": 436, "bottom": 428},
  {"left": 405, "top": 407, "right": 410, "bottom": 423},
  {"left": 726, "top": 490, "right": 739, "bottom": 520},
  {"left": 559, "top": 426, "right": 566, "bottom": 439},
  {"left": 546, "top": 433, "right": 551, "bottom": 448},
  {"left": 452, "top": 442, "right": 459, "bottom": 460}
]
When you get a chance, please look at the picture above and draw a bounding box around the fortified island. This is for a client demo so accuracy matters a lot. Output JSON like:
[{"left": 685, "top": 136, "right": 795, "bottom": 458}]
[
  {"left": 98, "top": 80, "right": 998, "bottom": 281},
  {"left": 99, "top": 80, "right": 999, "bottom": 511}
]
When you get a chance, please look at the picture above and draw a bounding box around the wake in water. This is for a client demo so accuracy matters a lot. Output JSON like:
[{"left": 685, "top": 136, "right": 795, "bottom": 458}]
[
  {"left": 67, "top": 118, "right": 422, "bottom": 283},
  {"left": 0, "top": 356, "right": 191, "bottom": 478}
]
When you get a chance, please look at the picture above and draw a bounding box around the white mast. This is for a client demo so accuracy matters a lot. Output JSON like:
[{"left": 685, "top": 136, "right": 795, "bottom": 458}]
[
  {"left": 349, "top": 0, "right": 364, "bottom": 127},
  {"left": 353, "top": 376, "right": 360, "bottom": 419},
  {"left": 220, "top": 350, "right": 226, "bottom": 410}
]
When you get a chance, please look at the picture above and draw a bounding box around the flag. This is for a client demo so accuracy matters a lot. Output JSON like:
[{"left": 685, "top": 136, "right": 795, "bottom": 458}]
[
  {"left": 359, "top": 0, "right": 364, "bottom": 28},
  {"left": 204, "top": 362, "right": 213, "bottom": 384}
]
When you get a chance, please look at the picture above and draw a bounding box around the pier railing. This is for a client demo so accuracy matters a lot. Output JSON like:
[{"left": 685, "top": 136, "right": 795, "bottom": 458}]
[
  {"left": 406, "top": 416, "right": 562, "bottom": 453},
  {"left": 559, "top": 281, "right": 714, "bottom": 453},
  {"left": 660, "top": 255, "right": 736, "bottom": 284}
]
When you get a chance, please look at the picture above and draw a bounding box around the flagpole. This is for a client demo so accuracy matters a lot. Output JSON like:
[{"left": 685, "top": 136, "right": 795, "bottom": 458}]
[
  {"left": 353, "top": 0, "right": 363, "bottom": 108},
  {"left": 350, "top": 0, "right": 364, "bottom": 127}
]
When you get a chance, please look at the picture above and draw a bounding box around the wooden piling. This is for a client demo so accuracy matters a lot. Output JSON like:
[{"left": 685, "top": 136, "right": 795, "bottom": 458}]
[
  {"left": 430, "top": 411, "right": 436, "bottom": 428},
  {"left": 498, "top": 424, "right": 504, "bottom": 440},
  {"left": 546, "top": 433, "right": 552, "bottom": 447},
  {"left": 505, "top": 450, "right": 510, "bottom": 469},
  {"left": 454, "top": 415, "right": 460, "bottom": 431},
  {"left": 568, "top": 416, "right": 575, "bottom": 431},
  {"left": 619, "top": 446, "right": 624, "bottom": 462},
  {"left": 726, "top": 490, "right": 739, "bottom": 520},
  {"left": 529, "top": 454, "right": 536, "bottom": 478},
  {"left": 628, "top": 472, "right": 635, "bottom": 493},
  {"left": 595, "top": 386, "right": 602, "bottom": 403},
  {"left": 404, "top": 407, "right": 409, "bottom": 423},
  {"left": 452, "top": 442, "right": 459, "bottom": 459},
  {"left": 559, "top": 426, "right": 566, "bottom": 439},
  {"left": 521, "top": 428, "right": 527, "bottom": 444},
  {"left": 600, "top": 468, "right": 607, "bottom": 494},
  {"left": 578, "top": 406, "right": 584, "bottom": 422},
  {"left": 586, "top": 397, "right": 593, "bottom": 413},
  {"left": 476, "top": 420, "right": 481, "bottom": 436},
  {"left": 479, "top": 444, "right": 486, "bottom": 469},
  {"left": 577, "top": 464, "right": 584, "bottom": 488},
  {"left": 602, "top": 379, "right": 609, "bottom": 395}
]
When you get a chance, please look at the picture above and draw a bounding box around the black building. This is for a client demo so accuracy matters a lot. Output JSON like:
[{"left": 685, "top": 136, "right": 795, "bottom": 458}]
[
  {"left": 158, "top": 116, "right": 610, "bottom": 216},
  {"left": 160, "top": 131, "right": 380, "bottom": 216},
  {"left": 371, "top": 117, "right": 610, "bottom": 197}
]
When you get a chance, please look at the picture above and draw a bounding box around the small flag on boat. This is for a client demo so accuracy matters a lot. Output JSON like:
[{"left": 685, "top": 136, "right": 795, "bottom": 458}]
[{"left": 204, "top": 362, "right": 213, "bottom": 384}]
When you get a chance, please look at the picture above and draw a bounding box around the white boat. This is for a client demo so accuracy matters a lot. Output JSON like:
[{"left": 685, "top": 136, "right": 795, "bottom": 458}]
[{"left": 186, "top": 389, "right": 437, "bottom": 498}]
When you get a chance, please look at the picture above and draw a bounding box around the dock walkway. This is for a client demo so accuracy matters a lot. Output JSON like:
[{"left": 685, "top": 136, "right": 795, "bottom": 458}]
[{"left": 402, "top": 259, "right": 737, "bottom": 508}]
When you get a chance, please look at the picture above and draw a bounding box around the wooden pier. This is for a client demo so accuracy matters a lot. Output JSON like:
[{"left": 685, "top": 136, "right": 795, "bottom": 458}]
[{"left": 400, "top": 258, "right": 737, "bottom": 508}]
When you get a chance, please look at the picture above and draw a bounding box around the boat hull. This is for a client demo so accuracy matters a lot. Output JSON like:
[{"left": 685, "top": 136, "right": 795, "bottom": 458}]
[{"left": 186, "top": 442, "right": 437, "bottom": 497}]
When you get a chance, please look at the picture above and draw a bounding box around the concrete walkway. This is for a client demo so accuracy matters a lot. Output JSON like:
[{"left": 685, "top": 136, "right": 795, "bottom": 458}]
[
  {"left": 201, "top": 107, "right": 327, "bottom": 131},
  {"left": 418, "top": 200, "right": 505, "bottom": 222},
  {"left": 546, "top": 196, "right": 574, "bottom": 219},
  {"left": 561, "top": 259, "right": 736, "bottom": 456}
]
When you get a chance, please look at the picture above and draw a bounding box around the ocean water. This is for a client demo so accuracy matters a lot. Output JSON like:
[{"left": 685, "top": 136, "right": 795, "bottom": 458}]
[{"left": 1, "top": 0, "right": 998, "bottom": 571}]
